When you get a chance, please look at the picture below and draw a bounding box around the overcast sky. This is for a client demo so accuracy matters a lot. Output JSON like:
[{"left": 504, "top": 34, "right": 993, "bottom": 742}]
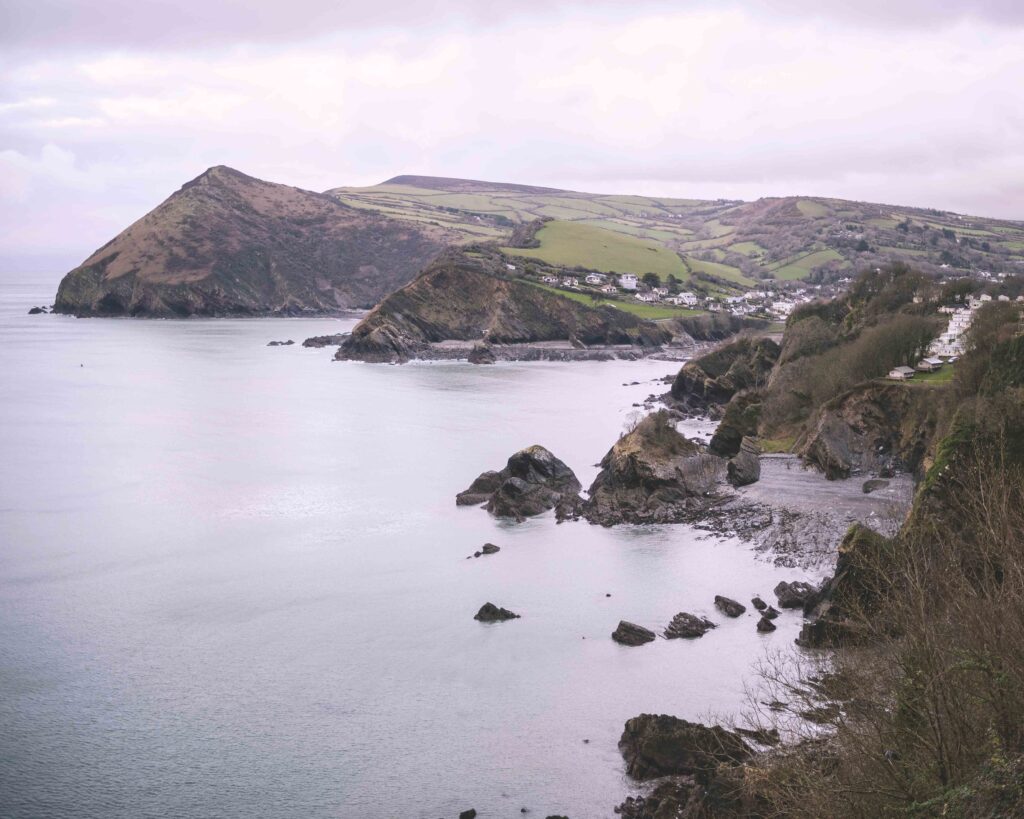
[{"left": 2, "top": 0, "right": 1022, "bottom": 271}]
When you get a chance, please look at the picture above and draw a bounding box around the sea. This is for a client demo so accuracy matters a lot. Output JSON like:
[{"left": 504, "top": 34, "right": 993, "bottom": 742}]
[{"left": 0, "top": 276, "right": 812, "bottom": 819}]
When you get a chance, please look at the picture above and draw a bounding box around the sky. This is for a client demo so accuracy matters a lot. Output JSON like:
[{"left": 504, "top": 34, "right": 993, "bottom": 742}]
[{"left": 1, "top": 0, "right": 1023, "bottom": 272}]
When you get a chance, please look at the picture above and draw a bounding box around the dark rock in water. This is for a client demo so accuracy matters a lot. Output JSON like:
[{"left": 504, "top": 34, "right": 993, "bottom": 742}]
[
  {"left": 862, "top": 478, "right": 889, "bottom": 494},
  {"left": 474, "top": 602, "right": 520, "bottom": 622},
  {"left": 467, "top": 344, "right": 496, "bottom": 365},
  {"left": 774, "top": 580, "right": 817, "bottom": 609},
  {"left": 457, "top": 445, "right": 582, "bottom": 522},
  {"left": 751, "top": 596, "right": 767, "bottom": 611},
  {"left": 663, "top": 612, "right": 716, "bottom": 639},
  {"left": 726, "top": 436, "right": 761, "bottom": 487},
  {"left": 481, "top": 543, "right": 500, "bottom": 555},
  {"left": 714, "top": 595, "right": 746, "bottom": 617},
  {"left": 612, "top": 621, "right": 656, "bottom": 646},
  {"left": 763, "top": 605, "right": 780, "bottom": 620},
  {"left": 583, "top": 411, "right": 727, "bottom": 526},
  {"left": 615, "top": 780, "right": 698, "bottom": 819},
  {"left": 302, "top": 333, "right": 348, "bottom": 348},
  {"left": 459, "top": 811, "right": 477, "bottom": 819},
  {"left": 28, "top": 306, "right": 46, "bottom": 314},
  {"left": 756, "top": 615, "right": 777, "bottom": 632},
  {"left": 618, "top": 714, "right": 751, "bottom": 780},
  {"left": 267, "top": 339, "right": 295, "bottom": 346}
]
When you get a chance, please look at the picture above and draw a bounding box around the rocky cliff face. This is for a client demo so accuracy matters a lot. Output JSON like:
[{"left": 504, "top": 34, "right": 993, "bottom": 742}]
[
  {"left": 336, "top": 249, "right": 671, "bottom": 363},
  {"left": 54, "top": 166, "right": 455, "bottom": 317},
  {"left": 669, "top": 336, "right": 780, "bottom": 416},
  {"left": 800, "top": 382, "right": 945, "bottom": 479},
  {"left": 583, "top": 411, "right": 727, "bottom": 526}
]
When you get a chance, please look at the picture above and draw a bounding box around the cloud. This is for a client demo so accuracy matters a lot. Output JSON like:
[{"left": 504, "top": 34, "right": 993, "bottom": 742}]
[{"left": 0, "top": 6, "right": 1021, "bottom": 271}]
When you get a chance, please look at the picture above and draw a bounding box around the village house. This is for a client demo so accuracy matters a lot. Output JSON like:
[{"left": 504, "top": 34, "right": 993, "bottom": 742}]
[
  {"left": 619, "top": 274, "right": 638, "bottom": 291},
  {"left": 600, "top": 284, "right": 618, "bottom": 294},
  {"left": 916, "top": 357, "right": 945, "bottom": 372},
  {"left": 888, "top": 366, "right": 916, "bottom": 380},
  {"left": 541, "top": 275, "right": 558, "bottom": 284},
  {"left": 635, "top": 292, "right": 659, "bottom": 303},
  {"left": 673, "top": 292, "right": 698, "bottom": 306},
  {"left": 585, "top": 273, "right": 606, "bottom": 285},
  {"left": 561, "top": 276, "right": 579, "bottom": 288},
  {"left": 653, "top": 287, "right": 669, "bottom": 296}
]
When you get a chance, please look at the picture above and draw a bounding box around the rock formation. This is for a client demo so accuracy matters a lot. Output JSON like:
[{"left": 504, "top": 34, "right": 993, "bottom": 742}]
[
  {"left": 612, "top": 621, "right": 657, "bottom": 646},
  {"left": 457, "top": 445, "right": 582, "bottom": 522},
  {"left": 474, "top": 603, "right": 520, "bottom": 622},
  {"left": 669, "top": 336, "right": 780, "bottom": 416},
  {"left": 663, "top": 612, "right": 716, "bottom": 639},
  {"left": 54, "top": 166, "right": 455, "bottom": 317},
  {"left": 774, "top": 580, "right": 818, "bottom": 609},
  {"left": 714, "top": 596, "right": 746, "bottom": 617},
  {"left": 726, "top": 437, "right": 761, "bottom": 487},
  {"left": 618, "top": 714, "right": 752, "bottom": 780}
]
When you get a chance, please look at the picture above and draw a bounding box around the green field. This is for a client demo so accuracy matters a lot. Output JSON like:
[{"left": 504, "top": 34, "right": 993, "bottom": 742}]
[
  {"left": 769, "top": 248, "right": 845, "bottom": 280},
  {"left": 502, "top": 220, "right": 689, "bottom": 279},
  {"left": 729, "top": 241, "right": 769, "bottom": 257},
  {"left": 797, "top": 200, "right": 830, "bottom": 218},
  {"left": 907, "top": 365, "right": 955, "bottom": 385},
  {"left": 682, "top": 256, "right": 755, "bottom": 287}
]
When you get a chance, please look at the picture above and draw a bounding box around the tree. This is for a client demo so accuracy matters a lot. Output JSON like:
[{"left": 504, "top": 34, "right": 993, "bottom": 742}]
[{"left": 642, "top": 272, "right": 660, "bottom": 288}]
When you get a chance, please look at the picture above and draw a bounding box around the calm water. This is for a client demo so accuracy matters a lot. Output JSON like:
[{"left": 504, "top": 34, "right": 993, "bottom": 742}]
[{"left": 0, "top": 278, "right": 810, "bottom": 819}]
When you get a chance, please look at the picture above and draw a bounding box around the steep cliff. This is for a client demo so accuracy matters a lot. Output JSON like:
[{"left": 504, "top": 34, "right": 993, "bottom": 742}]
[
  {"left": 669, "top": 336, "right": 780, "bottom": 415},
  {"left": 54, "top": 166, "right": 455, "bottom": 317}
]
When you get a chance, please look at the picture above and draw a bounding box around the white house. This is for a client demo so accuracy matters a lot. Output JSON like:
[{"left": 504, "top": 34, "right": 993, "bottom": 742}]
[
  {"left": 888, "top": 366, "right": 916, "bottom": 380},
  {"left": 601, "top": 284, "right": 619, "bottom": 294},
  {"left": 916, "top": 357, "right": 944, "bottom": 372},
  {"left": 619, "top": 274, "right": 638, "bottom": 291},
  {"left": 676, "top": 292, "right": 698, "bottom": 306},
  {"left": 505, "top": 263, "right": 517, "bottom": 271},
  {"left": 562, "top": 277, "right": 580, "bottom": 288},
  {"left": 541, "top": 275, "right": 558, "bottom": 284},
  {"left": 636, "top": 293, "right": 659, "bottom": 303},
  {"left": 653, "top": 287, "right": 669, "bottom": 296},
  {"left": 585, "top": 273, "right": 606, "bottom": 285}
]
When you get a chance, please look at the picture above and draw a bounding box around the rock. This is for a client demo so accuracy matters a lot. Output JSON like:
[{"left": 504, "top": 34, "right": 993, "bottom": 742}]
[
  {"left": 774, "top": 580, "right": 817, "bottom": 609},
  {"left": 618, "top": 714, "right": 751, "bottom": 781},
  {"left": 474, "top": 602, "right": 520, "bottom": 622},
  {"left": 763, "top": 606, "right": 780, "bottom": 620},
  {"left": 480, "top": 543, "right": 500, "bottom": 555},
  {"left": 663, "top": 612, "right": 716, "bottom": 639},
  {"left": 714, "top": 595, "right": 746, "bottom": 617},
  {"left": 756, "top": 616, "right": 777, "bottom": 632},
  {"left": 459, "top": 811, "right": 477, "bottom": 819},
  {"left": 726, "top": 436, "right": 761, "bottom": 487},
  {"left": 669, "top": 336, "right": 780, "bottom": 416},
  {"left": 612, "top": 621, "right": 656, "bottom": 646},
  {"left": 302, "top": 333, "right": 348, "bottom": 348},
  {"left": 267, "top": 339, "right": 294, "bottom": 346},
  {"left": 583, "top": 411, "right": 727, "bottom": 526},
  {"left": 457, "top": 446, "right": 582, "bottom": 522},
  {"left": 467, "top": 344, "right": 496, "bottom": 365},
  {"left": 709, "top": 391, "right": 763, "bottom": 457},
  {"left": 862, "top": 478, "right": 889, "bottom": 494},
  {"left": 28, "top": 306, "right": 46, "bottom": 314},
  {"left": 751, "top": 596, "right": 767, "bottom": 611}
]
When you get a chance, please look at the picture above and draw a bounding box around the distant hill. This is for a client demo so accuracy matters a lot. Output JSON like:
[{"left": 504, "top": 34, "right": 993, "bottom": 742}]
[{"left": 54, "top": 166, "right": 458, "bottom": 317}]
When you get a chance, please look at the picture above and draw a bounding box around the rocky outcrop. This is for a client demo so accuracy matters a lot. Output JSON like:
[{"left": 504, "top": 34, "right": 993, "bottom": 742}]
[
  {"left": 726, "top": 437, "right": 761, "bottom": 487},
  {"left": 474, "top": 602, "right": 520, "bottom": 622},
  {"left": 798, "top": 524, "right": 894, "bottom": 647},
  {"left": 467, "top": 543, "right": 501, "bottom": 559},
  {"left": 583, "top": 411, "right": 727, "bottom": 526},
  {"left": 714, "top": 596, "right": 746, "bottom": 617},
  {"left": 302, "top": 333, "right": 348, "bottom": 348},
  {"left": 670, "top": 336, "right": 780, "bottom": 416},
  {"left": 467, "top": 344, "right": 496, "bottom": 365},
  {"left": 663, "top": 612, "right": 716, "bottom": 639},
  {"left": 709, "top": 391, "right": 763, "bottom": 457},
  {"left": 54, "top": 166, "right": 455, "bottom": 317},
  {"left": 801, "top": 382, "right": 943, "bottom": 479},
  {"left": 619, "top": 714, "right": 752, "bottom": 781},
  {"left": 612, "top": 621, "right": 657, "bottom": 646},
  {"left": 457, "top": 445, "right": 582, "bottom": 522},
  {"left": 337, "top": 249, "right": 671, "bottom": 363},
  {"left": 774, "top": 580, "right": 817, "bottom": 609}
]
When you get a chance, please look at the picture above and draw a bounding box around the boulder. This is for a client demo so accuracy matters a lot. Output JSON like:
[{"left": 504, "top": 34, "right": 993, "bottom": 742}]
[
  {"left": 474, "top": 602, "right": 520, "bottom": 622},
  {"left": 751, "top": 596, "right": 767, "bottom": 611},
  {"left": 583, "top": 411, "right": 727, "bottom": 526},
  {"left": 468, "top": 344, "right": 496, "bottom": 365},
  {"left": 612, "top": 621, "right": 656, "bottom": 646},
  {"left": 756, "top": 616, "right": 777, "bottom": 633},
  {"left": 480, "top": 543, "right": 500, "bottom": 555},
  {"left": 457, "top": 446, "right": 582, "bottom": 522},
  {"left": 774, "top": 580, "right": 817, "bottom": 609},
  {"left": 862, "top": 478, "right": 889, "bottom": 494},
  {"left": 714, "top": 596, "right": 746, "bottom": 618},
  {"left": 459, "top": 811, "right": 477, "bottom": 819},
  {"left": 762, "top": 605, "right": 780, "bottom": 620},
  {"left": 663, "top": 612, "right": 716, "bottom": 639},
  {"left": 726, "top": 437, "right": 761, "bottom": 487},
  {"left": 618, "top": 714, "right": 751, "bottom": 781},
  {"left": 28, "top": 306, "right": 46, "bottom": 315}
]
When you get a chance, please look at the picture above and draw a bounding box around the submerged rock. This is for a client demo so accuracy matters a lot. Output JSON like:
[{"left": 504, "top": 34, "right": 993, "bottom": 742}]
[
  {"left": 459, "top": 810, "right": 477, "bottom": 819},
  {"left": 583, "top": 411, "right": 727, "bottom": 526},
  {"left": 480, "top": 543, "right": 500, "bottom": 555},
  {"left": 663, "top": 612, "right": 716, "bottom": 639},
  {"left": 467, "top": 344, "right": 496, "bottom": 365},
  {"left": 862, "top": 478, "right": 890, "bottom": 494},
  {"left": 618, "top": 714, "right": 752, "bottom": 780},
  {"left": 714, "top": 596, "right": 746, "bottom": 617},
  {"left": 474, "top": 602, "right": 520, "bottom": 622},
  {"left": 612, "top": 621, "right": 656, "bottom": 646},
  {"left": 267, "top": 339, "right": 295, "bottom": 346},
  {"left": 28, "top": 306, "right": 47, "bottom": 315},
  {"left": 457, "top": 445, "right": 582, "bottom": 522},
  {"left": 774, "top": 580, "right": 817, "bottom": 609}
]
